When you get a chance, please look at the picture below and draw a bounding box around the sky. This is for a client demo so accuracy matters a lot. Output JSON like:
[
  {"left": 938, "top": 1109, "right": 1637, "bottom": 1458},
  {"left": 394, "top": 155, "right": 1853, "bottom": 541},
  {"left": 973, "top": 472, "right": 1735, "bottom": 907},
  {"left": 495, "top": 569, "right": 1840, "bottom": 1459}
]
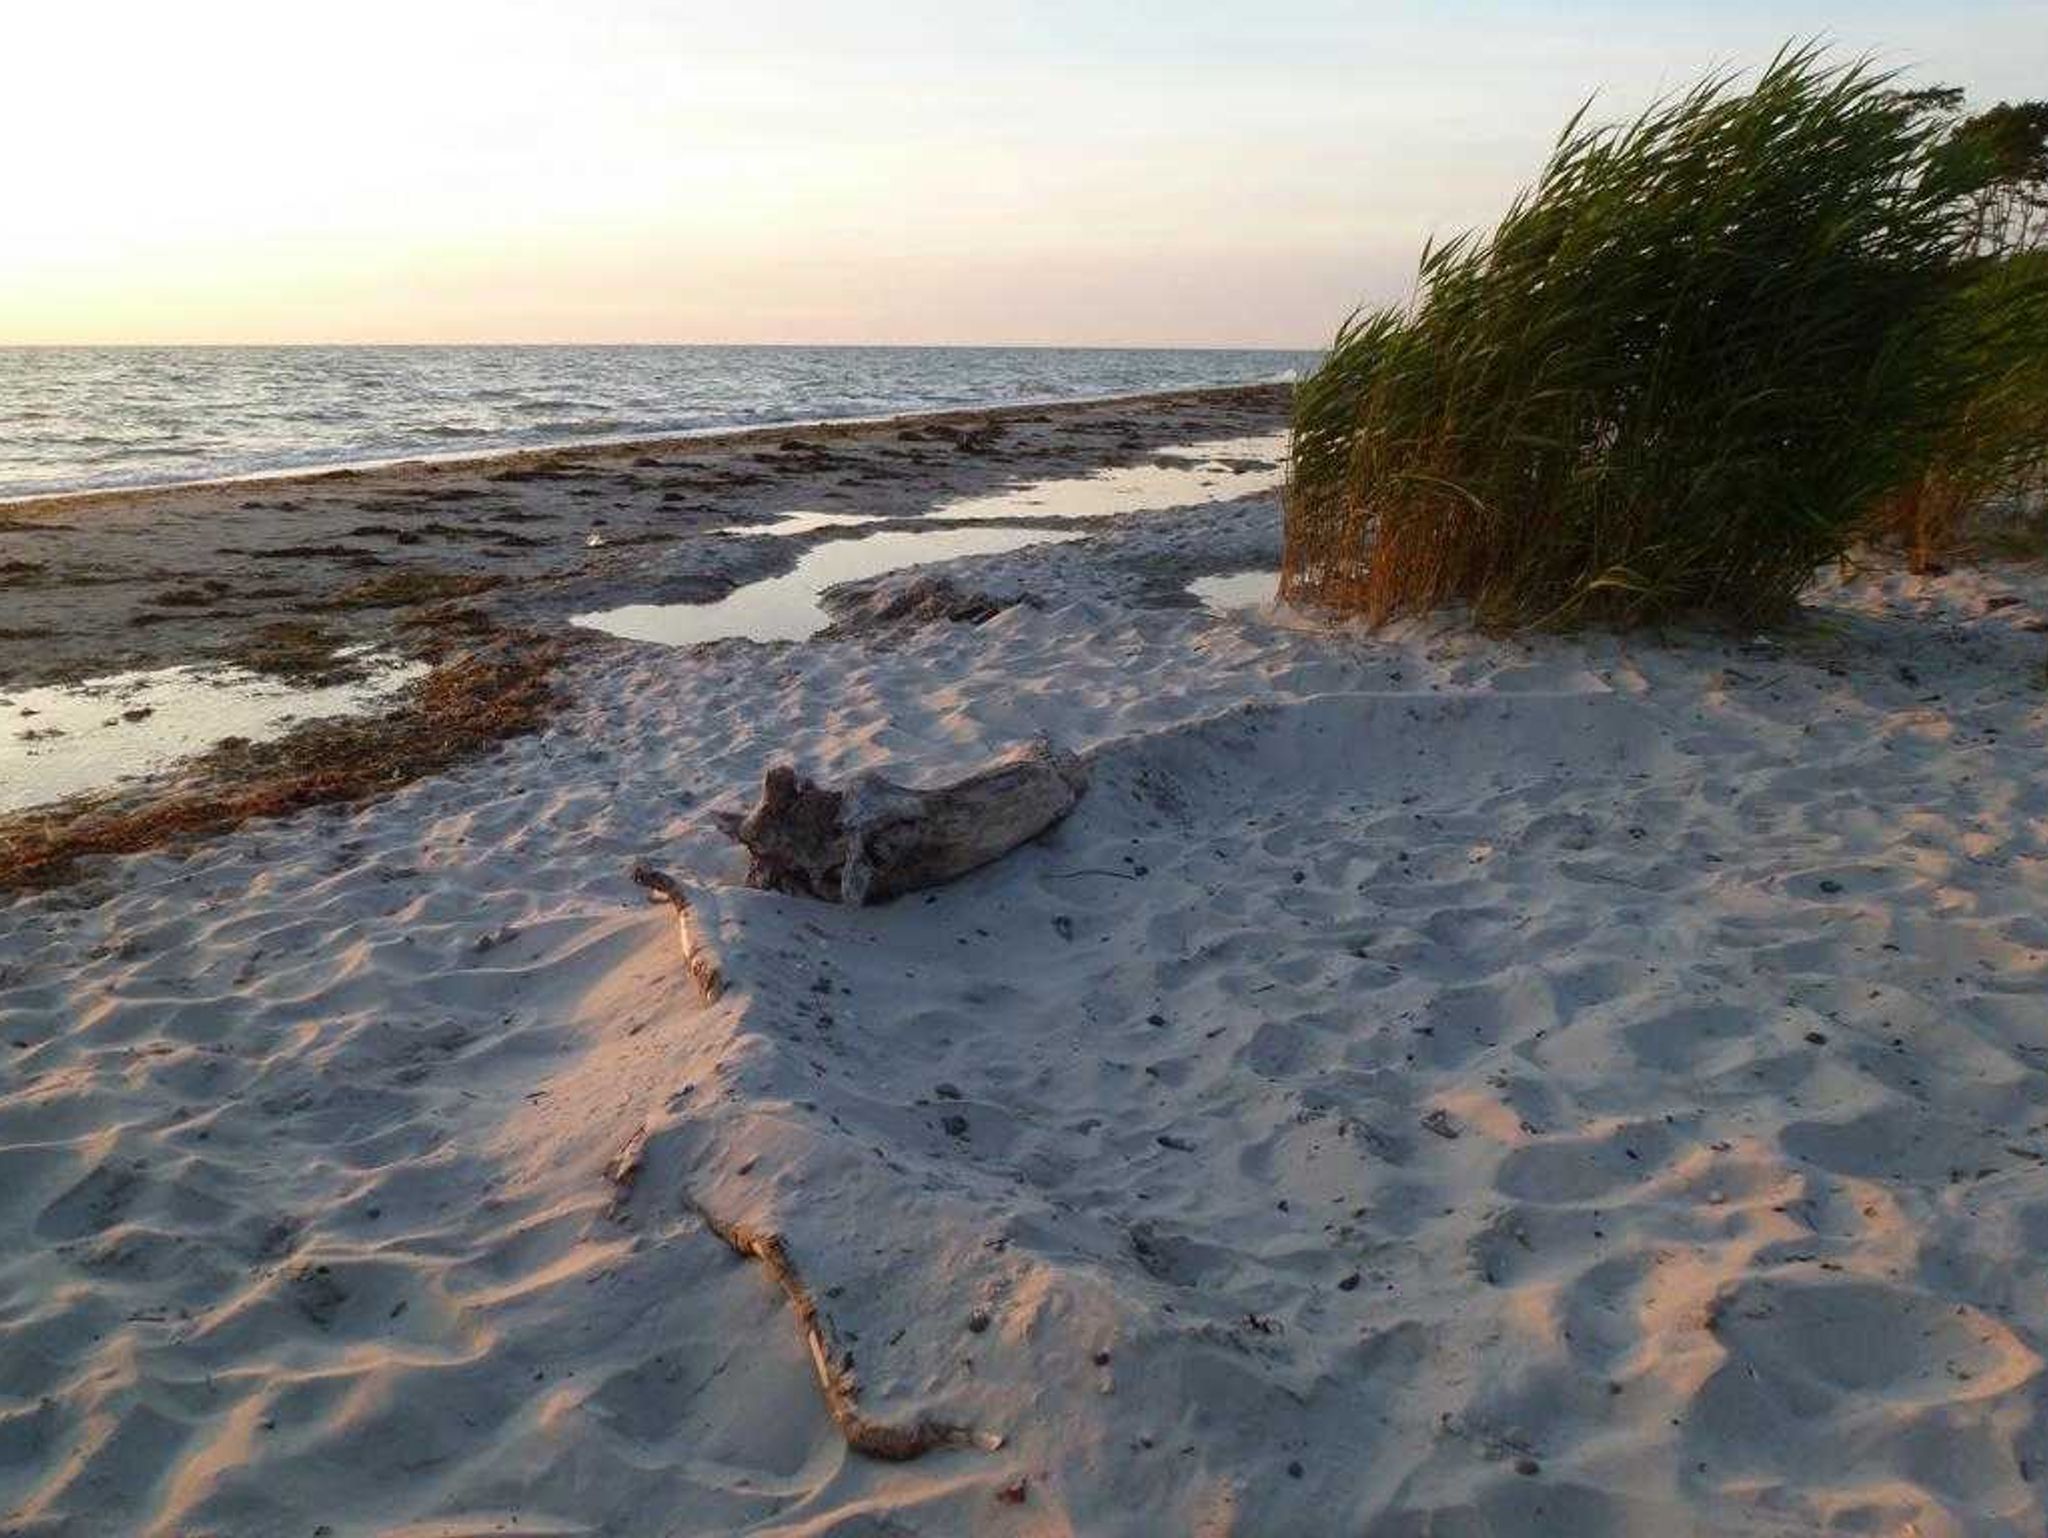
[{"left": 4, "top": 1, "right": 2042, "bottom": 348}]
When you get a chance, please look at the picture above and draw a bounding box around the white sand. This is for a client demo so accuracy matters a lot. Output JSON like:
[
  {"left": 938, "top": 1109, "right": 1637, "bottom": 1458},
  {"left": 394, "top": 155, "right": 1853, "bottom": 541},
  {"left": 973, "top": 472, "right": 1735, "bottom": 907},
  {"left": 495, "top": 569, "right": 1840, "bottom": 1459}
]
[{"left": 4, "top": 492, "right": 2047, "bottom": 1536}]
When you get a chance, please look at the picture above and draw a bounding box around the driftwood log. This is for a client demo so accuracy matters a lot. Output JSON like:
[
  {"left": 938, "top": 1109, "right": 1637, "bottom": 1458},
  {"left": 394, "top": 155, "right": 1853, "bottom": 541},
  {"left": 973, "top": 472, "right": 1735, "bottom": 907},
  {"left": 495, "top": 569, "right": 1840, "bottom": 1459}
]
[
  {"left": 623, "top": 744, "right": 1077, "bottom": 1457},
  {"left": 718, "top": 737, "right": 1088, "bottom": 904}
]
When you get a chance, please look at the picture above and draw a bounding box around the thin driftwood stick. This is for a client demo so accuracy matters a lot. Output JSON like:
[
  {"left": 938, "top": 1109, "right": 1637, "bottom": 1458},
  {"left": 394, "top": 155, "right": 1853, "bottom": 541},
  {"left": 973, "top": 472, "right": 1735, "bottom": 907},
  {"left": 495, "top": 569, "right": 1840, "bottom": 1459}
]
[
  {"left": 601, "top": 1125, "right": 649, "bottom": 1220},
  {"left": 630, "top": 863, "right": 725, "bottom": 1001},
  {"left": 626, "top": 867, "right": 993, "bottom": 1462},
  {"left": 691, "top": 1203, "right": 995, "bottom": 1461}
]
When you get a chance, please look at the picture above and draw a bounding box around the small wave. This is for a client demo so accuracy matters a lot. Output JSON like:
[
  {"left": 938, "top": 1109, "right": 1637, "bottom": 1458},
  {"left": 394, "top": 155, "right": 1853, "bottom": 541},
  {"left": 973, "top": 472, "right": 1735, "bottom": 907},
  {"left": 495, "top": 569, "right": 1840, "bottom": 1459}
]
[
  {"left": 0, "top": 345, "right": 1317, "bottom": 499},
  {"left": 515, "top": 419, "right": 643, "bottom": 439}
]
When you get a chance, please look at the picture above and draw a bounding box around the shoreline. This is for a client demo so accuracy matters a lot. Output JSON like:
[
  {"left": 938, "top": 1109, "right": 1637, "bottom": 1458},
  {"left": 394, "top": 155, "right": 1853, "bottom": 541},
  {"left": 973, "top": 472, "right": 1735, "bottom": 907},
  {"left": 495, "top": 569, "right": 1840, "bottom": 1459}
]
[
  {"left": 0, "top": 385, "right": 1290, "bottom": 693},
  {"left": 0, "top": 381, "right": 1292, "bottom": 515},
  {"left": 0, "top": 382, "right": 1290, "bottom": 880}
]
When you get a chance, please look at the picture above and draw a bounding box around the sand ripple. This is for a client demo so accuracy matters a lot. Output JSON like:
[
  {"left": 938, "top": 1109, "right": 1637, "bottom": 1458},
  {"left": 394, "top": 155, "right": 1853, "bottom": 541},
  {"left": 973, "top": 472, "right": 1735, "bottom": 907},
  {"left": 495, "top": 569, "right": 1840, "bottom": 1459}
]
[{"left": 4, "top": 542, "right": 2047, "bottom": 1534}]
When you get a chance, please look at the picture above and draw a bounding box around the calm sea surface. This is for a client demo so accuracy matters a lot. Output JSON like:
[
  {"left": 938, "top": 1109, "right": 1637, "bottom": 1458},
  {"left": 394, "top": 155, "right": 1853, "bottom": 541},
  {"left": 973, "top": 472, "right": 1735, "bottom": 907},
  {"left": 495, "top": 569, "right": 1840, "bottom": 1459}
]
[{"left": 0, "top": 345, "right": 1311, "bottom": 501}]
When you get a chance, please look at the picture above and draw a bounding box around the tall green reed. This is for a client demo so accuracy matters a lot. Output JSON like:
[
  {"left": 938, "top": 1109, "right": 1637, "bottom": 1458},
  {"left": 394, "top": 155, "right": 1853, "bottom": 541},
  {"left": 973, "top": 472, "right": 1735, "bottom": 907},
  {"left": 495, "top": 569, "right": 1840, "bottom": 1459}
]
[{"left": 1284, "top": 46, "right": 2023, "bottom": 627}]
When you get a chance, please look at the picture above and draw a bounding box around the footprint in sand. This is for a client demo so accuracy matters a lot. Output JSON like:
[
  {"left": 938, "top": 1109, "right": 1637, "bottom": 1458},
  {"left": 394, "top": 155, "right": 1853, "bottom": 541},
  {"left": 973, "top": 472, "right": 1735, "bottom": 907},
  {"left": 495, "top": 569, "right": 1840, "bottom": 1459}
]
[
  {"left": 34, "top": 1159, "right": 146, "bottom": 1241},
  {"left": 1493, "top": 1121, "right": 1679, "bottom": 1204}
]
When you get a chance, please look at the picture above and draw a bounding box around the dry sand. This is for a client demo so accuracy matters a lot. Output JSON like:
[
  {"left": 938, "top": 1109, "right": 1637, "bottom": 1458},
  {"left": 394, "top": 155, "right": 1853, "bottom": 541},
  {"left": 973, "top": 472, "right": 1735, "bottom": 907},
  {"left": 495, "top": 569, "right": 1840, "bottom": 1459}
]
[{"left": 4, "top": 455, "right": 2048, "bottom": 1535}]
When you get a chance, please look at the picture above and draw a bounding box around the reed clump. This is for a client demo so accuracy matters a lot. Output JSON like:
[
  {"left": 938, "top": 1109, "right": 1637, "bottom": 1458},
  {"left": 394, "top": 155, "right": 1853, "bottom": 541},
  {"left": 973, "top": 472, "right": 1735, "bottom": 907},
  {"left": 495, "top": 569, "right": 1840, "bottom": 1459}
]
[
  {"left": 1284, "top": 47, "right": 2042, "bottom": 628},
  {"left": 1874, "top": 248, "right": 2048, "bottom": 571}
]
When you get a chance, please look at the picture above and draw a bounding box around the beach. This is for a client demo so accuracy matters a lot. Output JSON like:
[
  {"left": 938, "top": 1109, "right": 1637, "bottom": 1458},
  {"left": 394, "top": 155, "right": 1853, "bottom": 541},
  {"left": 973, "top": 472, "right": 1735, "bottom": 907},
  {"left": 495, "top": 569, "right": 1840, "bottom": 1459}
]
[
  {"left": 3, "top": 387, "right": 2047, "bottom": 1534},
  {"left": 0, "top": 385, "right": 1288, "bottom": 692}
]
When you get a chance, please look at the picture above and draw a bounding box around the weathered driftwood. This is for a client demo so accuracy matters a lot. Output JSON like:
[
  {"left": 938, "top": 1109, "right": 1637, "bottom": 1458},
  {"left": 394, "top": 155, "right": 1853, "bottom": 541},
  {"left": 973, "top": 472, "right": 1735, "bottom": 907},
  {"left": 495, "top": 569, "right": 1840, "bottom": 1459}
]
[
  {"left": 690, "top": 1203, "right": 996, "bottom": 1461},
  {"left": 598, "top": 1123, "right": 986, "bottom": 1456},
  {"left": 717, "top": 737, "right": 1088, "bottom": 904},
  {"left": 624, "top": 862, "right": 1001, "bottom": 1461},
  {"left": 630, "top": 864, "right": 725, "bottom": 1000},
  {"left": 601, "top": 1124, "right": 648, "bottom": 1220}
]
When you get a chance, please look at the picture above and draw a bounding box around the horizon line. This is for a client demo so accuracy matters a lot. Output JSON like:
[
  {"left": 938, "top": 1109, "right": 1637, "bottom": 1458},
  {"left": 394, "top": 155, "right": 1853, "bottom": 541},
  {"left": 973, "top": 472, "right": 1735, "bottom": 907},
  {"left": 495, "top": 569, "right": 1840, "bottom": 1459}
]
[{"left": 0, "top": 338, "right": 1325, "bottom": 353}]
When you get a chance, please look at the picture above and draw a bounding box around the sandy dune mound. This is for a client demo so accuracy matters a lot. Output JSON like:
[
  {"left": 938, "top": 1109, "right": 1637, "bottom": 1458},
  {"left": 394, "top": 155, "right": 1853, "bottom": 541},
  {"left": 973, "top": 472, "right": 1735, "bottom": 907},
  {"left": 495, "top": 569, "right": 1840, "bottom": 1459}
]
[
  {"left": 633, "top": 667, "right": 2047, "bottom": 1534},
  {"left": 3, "top": 541, "right": 2046, "bottom": 1535}
]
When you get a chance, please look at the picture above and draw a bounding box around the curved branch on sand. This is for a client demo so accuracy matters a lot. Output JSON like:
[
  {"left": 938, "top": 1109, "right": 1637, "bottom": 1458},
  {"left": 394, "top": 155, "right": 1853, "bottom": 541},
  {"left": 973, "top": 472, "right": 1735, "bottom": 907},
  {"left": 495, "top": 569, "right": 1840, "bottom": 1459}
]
[
  {"left": 624, "top": 862, "right": 995, "bottom": 1462},
  {"left": 690, "top": 1205, "right": 993, "bottom": 1462}
]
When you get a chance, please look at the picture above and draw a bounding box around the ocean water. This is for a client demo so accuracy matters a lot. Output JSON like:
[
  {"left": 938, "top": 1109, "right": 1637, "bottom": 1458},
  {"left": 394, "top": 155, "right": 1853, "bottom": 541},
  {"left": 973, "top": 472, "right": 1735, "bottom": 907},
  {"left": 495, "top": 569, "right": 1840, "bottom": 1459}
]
[{"left": 0, "top": 345, "right": 1312, "bottom": 501}]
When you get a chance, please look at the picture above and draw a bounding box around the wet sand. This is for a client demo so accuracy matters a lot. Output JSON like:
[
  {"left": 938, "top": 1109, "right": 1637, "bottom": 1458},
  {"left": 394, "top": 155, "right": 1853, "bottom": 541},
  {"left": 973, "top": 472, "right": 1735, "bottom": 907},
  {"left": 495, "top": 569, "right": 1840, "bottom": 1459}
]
[{"left": 0, "top": 385, "right": 1289, "bottom": 691}]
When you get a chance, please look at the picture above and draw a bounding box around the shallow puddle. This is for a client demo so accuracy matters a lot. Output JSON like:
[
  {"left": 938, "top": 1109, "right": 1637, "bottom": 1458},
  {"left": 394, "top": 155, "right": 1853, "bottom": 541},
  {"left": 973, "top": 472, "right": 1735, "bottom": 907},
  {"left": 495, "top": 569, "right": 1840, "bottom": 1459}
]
[
  {"left": 578, "top": 433, "right": 1284, "bottom": 650},
  {"left": 1, "top": 656, "right": 426, "bottom": 813},
  {"left": 575, "top": 524, "right": 1084, "bottom": 647},
  {"left": 1189, "top": 568, "right": 1282, "bottom": 612},
  {"left": 932, "top": 434, "right": 1284, "bottom": 522}
]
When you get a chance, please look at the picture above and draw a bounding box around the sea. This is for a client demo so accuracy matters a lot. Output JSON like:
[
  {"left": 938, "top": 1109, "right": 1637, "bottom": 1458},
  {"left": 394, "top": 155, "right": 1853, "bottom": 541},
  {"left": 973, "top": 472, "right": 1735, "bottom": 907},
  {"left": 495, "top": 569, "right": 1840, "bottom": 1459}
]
[{"left": 0, "top": 345, "right": 1313, "bottom": 502}]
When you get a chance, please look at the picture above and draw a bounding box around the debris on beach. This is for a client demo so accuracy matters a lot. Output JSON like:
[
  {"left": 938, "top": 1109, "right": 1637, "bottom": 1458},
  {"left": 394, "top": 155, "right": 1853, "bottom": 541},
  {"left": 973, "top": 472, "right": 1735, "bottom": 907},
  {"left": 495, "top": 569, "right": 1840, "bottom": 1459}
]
[{"left": 712, "top": 737, "right": 1089, "bottom": 904}]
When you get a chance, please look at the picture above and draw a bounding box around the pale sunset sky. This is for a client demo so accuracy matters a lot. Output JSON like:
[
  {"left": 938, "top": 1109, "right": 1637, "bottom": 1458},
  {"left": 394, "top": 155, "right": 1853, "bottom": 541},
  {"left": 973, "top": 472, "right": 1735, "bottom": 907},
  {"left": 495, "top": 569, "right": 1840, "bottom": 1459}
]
[{"left": 5, "top": 1, "right": 2042, "bottom": 348}]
